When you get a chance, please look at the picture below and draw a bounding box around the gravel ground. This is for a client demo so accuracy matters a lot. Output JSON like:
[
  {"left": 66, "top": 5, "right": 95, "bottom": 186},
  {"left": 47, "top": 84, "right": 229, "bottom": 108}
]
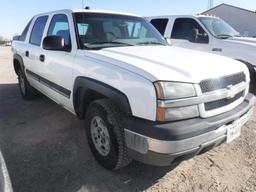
[{"left": 0, "top": 46, "right": 255, "bottom": 192}]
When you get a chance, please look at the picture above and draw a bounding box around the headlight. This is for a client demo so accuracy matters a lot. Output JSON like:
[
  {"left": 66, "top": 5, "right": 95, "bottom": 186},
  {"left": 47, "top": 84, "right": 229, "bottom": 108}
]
[
  {"left": 154, "top": 81, "right": 198, "bottom": 121},
  {"left": 154, "top": 82, "right": 196, "bottom": 100}
]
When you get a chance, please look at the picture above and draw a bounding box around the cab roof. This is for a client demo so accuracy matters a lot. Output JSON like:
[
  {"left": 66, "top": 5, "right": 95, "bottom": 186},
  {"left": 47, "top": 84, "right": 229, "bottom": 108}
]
[
  {"left": 34, "top": 9, "right": 141, "bottom": 18},
  {"left": 147, "top": 14, "right": 219, "bottom": 19},
  {"left": 72, "top": 9, "right": 141, "bottom": 17}
]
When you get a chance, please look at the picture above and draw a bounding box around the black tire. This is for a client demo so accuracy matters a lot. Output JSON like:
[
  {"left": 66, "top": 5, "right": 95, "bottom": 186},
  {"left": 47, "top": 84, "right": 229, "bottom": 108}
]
[
  {"left": 18, "top": 70, "right": 38, "bottom": 100},
  {"left": 85, "top": 99, "right": 132, "bottom": 170},
  {"left": 238, "top": 60, "right": 256, "bottom": 95},
  {"left": 247, "top": 65, "right": 256, "bottom": 95}
]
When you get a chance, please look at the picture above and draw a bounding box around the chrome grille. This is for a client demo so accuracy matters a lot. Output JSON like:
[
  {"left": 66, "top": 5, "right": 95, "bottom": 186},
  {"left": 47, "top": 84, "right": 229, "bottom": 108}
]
[
  {"left": 199, "top": 72, "right": 247, "bottom": 114},
  {"left": 204, "top": 91, "right": 244, "bottom": 111},
  {"left": 199, "top": 72, "right": 246, "bottom": 93}
]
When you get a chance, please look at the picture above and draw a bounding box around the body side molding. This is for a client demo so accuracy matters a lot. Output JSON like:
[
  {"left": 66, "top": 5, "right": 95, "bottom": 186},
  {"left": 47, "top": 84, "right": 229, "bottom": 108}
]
[{"left": 26, "top": 69, "right": 71, "bottom": 98}]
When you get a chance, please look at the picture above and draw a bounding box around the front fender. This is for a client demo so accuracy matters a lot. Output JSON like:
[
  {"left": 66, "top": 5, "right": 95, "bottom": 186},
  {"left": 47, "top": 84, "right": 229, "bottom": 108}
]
[
  {"left": 13, "top": 54, "right": 24, "bottom": 75},
  {"left": 73, "top": 77, "right": 132, "bottom": 119}
]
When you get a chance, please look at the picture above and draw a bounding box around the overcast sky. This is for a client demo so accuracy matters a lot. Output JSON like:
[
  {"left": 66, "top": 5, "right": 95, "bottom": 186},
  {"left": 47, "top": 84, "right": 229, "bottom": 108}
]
[{"left": 1, "top": 0, "right": 255, "bottom": 39}]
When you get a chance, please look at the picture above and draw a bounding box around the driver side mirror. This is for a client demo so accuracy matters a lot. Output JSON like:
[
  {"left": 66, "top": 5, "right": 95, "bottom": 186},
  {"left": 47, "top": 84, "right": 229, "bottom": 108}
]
[
  {"left": 43, "top": 36, "right": 68, "bottom": 51},
  {"left": 190, "top": 28, "right": 199, "bottom": 43},
  {"left": 189, "top": 28, "right": 209, "bottom": 44}
]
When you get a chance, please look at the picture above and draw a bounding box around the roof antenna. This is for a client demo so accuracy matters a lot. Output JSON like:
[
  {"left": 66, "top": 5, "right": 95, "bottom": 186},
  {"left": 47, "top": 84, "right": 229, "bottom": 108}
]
[{"left": 82, "top": 0, "right": 90, "bottom": 9}]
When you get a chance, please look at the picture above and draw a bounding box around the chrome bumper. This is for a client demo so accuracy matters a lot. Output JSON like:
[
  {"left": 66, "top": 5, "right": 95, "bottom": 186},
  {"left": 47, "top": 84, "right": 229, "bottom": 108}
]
[{"left": 125, "top": 108, "right": 253, "bottom": 155}]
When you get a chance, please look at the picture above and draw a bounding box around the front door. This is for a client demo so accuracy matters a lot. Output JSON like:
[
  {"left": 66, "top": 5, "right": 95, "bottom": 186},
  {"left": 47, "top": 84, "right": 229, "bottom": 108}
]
[
  {"left": 39, "top": 14, "right": 75, "bottom": 111},
  {"left": 170, "top": 18, "right": 211, "bottom": 52}
]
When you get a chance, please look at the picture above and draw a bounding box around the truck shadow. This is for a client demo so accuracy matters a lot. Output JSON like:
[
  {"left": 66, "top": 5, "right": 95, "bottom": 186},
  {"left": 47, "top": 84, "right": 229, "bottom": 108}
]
[{"left": 0, "top": 83, "right": 179, "bottom": 192}]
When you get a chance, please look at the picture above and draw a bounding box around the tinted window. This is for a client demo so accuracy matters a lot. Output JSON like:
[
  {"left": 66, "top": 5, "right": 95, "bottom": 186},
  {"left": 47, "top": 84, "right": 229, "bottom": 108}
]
[
  {"left": 29, "top": 16, "right": 48, "bottom": 46},
  {"left": 150, "top": 19, "right": 168, "bottom": 35},
  {"left": 19, "top": 19, "right": 33, "bottom": 41},
  {"left": 48, "top": 14, "right": 71, "bottom": 46},
  {"left": 171, "top": 18, "right": 208, "bottom": 43}
]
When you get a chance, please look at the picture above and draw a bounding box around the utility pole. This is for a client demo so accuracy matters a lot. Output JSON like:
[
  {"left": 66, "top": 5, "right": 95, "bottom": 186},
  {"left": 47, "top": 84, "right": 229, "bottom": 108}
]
[{"left": 208, "top": 0, "right": 213, "bottom": 9}]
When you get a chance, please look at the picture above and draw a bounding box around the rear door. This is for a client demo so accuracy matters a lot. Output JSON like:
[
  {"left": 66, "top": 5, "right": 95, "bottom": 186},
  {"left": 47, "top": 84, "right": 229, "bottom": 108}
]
[
  {"left": 170, "top": 18, "right": 211, "bottom": 52},
  {"left": 25, "top": 15, "right": 49, "bottom": 91}
]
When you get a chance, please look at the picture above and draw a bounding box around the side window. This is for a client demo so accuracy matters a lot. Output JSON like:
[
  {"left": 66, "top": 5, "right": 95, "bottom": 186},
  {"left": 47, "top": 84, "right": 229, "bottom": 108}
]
[
  {"left": 124, "top": 22, "right": 153, "bottom": 39},
  {"left": 150, "top": 19, "right": 169, "bottom": 36},
  {"left": 126, "top": 22, "right": 141, "bottom": 38},
  {"left": 29, "top": 16, "right": 48, "bottom": 46},
  {"left": 133, "top": 23, "right": 142, "bottom": 37},
  {"left": 47, "top": 14, "right": 71, "bottom": 46},
  {"left": 19, "top": 19, "right": 33, "bottom": 41},
  {"left": 77, "top": 23, "right": 89, "bottom": 35},
  {"left": 171, "top": 18, "right": 209, "bottom": 43}
]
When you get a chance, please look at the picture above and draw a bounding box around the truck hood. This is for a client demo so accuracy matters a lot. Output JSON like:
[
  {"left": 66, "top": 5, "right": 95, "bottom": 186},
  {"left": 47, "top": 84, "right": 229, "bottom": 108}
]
[
  {"left": 88, "top": 46, "right": 248, "bottom": 83},
  {"left": 224, "top": 37, "right": 256, "bottom": 46}
]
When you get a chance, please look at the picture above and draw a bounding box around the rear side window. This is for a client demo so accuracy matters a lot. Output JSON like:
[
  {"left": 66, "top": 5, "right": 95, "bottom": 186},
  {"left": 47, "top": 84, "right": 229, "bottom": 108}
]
[
  {"left": 29, "top": 16, "right": 48, "bottom": 46},
  {"left": 47, "top": 14, "right": 71, "bottom": 46},
  {"left": 77, "top": 23, "right": 89, "bottom": 35},
  {"left": 150, "top": 19, "right": 169, "bottom": 35},
  {"left": 19, "top": 19, "right": 32, "bottom": 41},
  {"left": 171, "top": 18, "right": 205, "bottom": 40}
]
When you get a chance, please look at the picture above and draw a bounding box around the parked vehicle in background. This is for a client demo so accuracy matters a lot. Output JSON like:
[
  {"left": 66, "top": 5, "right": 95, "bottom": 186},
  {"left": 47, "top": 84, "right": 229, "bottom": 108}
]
[
  {"left": 12, "top": 9, "right": 254, "bottom": 170},
  {"left": 5, "top": 42, "right": 12, "bottom": 46},
  {"left": 147, "top": 15, "right": 256, "bottom": 94}
]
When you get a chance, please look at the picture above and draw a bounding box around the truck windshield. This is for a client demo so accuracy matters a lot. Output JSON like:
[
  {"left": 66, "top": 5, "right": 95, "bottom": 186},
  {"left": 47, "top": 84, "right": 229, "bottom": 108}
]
[
  {"left": 74, "top": 13, "right": 167, "bottom": 50},
  {"left": 198, "top": 17, "right": 240, "bottom": 39}
]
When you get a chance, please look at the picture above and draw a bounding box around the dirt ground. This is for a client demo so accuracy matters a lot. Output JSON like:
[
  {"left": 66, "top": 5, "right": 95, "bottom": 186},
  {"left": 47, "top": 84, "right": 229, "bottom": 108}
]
[{"left": 0, "top": 46, "right": 255, "bottom": 192}]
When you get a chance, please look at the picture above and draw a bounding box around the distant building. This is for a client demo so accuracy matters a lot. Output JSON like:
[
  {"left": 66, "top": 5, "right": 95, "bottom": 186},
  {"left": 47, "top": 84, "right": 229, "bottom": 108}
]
[{"left": 202, "top": 3, "right": 256, "bottom": 37}]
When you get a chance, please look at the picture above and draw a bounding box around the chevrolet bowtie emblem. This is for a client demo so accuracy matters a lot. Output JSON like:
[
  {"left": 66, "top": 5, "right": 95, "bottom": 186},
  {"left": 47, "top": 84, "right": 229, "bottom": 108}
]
[{"left": 226, "top": 85, "right": 236, "bottom": 99}]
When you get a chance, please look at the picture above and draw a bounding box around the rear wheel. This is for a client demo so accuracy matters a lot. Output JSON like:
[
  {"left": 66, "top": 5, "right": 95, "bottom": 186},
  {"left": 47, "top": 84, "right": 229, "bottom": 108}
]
[
  {"left": 85, "top": 99, "right": 132, "bottom": 170},
  {"left": 18, "top": 70, "right": 38, "bottom": 100}
]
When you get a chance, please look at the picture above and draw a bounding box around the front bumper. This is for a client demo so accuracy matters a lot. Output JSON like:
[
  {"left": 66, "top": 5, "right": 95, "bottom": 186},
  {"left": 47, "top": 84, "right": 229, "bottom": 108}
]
[{"left": 124, "top": 93, "right": 255, "bottom": 166}]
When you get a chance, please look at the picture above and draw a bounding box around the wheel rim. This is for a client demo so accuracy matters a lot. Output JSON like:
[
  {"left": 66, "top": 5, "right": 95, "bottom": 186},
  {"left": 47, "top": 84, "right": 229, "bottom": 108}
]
[
  {"left": 19, "top": 74, "right": 26, "bottom": 95},
  {"left": 90, "top": 116, "right": 110, "bottom": 156}
]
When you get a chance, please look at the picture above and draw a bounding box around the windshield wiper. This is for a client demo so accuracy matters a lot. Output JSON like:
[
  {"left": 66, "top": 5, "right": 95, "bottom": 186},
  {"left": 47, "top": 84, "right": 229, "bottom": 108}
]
[
  {"left": 87, "top": 41, "right": 133, "bottom": 46},
  {"left": 136, "top": 41, "right": 165, "bottom": 46},
  {"left": 216, "top": 34, "right": 233, "bottom": 39}
]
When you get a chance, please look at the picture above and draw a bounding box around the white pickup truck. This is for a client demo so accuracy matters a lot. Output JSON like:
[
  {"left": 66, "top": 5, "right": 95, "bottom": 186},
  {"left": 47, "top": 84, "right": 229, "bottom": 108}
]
[
  {"left": 12, "top": 9, "right": 254, "bottom": 170},
  {"left": 147, "top": 15, "right": 256, "bottom": 94}
]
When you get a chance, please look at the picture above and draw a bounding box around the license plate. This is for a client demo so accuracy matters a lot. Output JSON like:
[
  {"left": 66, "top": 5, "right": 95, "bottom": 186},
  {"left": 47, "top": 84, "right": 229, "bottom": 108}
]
[
  {"left": 227, "top": 120, "right": 242, "bottom": 143},
  {"left": 226, "top": 109, "right": 253, "bottom": 144}
]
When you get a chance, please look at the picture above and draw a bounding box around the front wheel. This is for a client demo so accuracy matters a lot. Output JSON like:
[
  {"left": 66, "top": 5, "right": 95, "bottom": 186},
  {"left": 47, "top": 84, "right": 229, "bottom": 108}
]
[
  {"left": 248, "top": 66, "right": 256, "bottom": 95},
  {"left": 85, "top": 99, "right": 132, "bottom": 170},
  {"left": 238, "top": 61, "right": 256, "bottom": 95}
]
